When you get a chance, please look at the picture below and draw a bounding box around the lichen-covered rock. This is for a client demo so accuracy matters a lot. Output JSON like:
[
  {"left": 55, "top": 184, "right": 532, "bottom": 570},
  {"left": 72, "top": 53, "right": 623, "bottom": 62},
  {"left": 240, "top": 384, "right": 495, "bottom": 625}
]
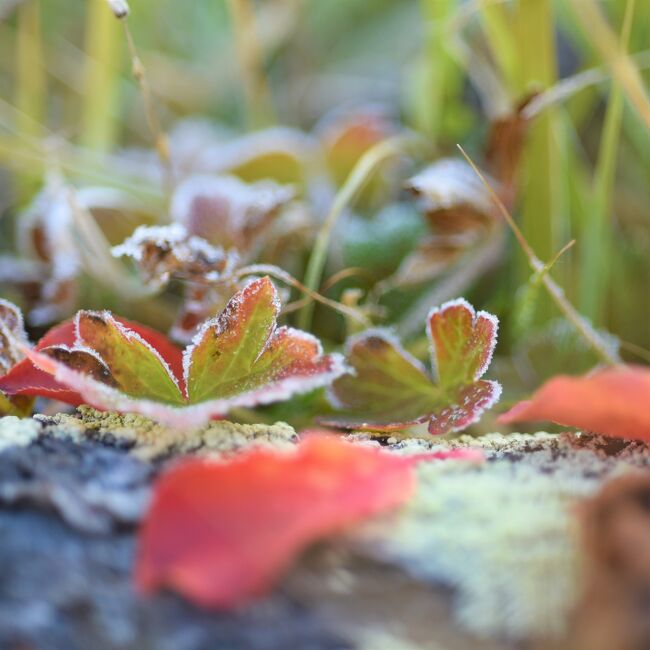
[
  {"left": 345, "top": 432, "right": 650, "bottom": 642},
  {"left": 0, "top": 416, "right": 41, "bottom": 452},
  {"left": 36, "top": 405, "right": 297, "bottom": 459},
  {"left": 1, "top": 420, "right": 648, "bottom": 649}
]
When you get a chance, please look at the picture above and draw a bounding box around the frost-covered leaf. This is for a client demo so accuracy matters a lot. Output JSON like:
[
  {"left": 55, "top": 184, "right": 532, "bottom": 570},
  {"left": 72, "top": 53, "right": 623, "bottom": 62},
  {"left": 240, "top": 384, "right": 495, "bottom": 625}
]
[
  {"left": 2, "top": 278, "right": 345, "bottom": 428},
  {"left": 170, "top": 174, "right": 294, "bottom": 258},
  {"left": 9, "top": 178, "right": 157, "bottom": 326},
  {"left": 112, "top": 224, "right": 240, "bottom": 289},
  {"left": 405, "top": 158, "right": 498, "bottom": 228},
  {"left": 184, "top": 277, "right": 346, "bottom": 405},
  {"left": 499, "top": 365, "right": 650, "bottom": 443},
  {"left": 0, "top": 299, "right": 33, "bottom": 416},
  {"left": 0, "top": 299, "right": 29, "bottom": 375},
  {"left": 113, "top": 223, "right": 242, "bottom": 343},
  {"left": 135, "top": 436, "right": 417, "bottom": 608},
  {"left": 396, "top": 159, "right": 501, "bottom": 286},
  {"left": 326, "top": 298, "right": 501, "bottom": 435},
  {"left": 0, "top": 314, "right": 184, "bottom": 408}
]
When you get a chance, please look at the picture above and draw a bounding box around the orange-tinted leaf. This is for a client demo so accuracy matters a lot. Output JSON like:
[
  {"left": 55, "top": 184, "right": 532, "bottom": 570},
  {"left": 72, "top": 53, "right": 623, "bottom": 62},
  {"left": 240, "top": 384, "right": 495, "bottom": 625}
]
[
  {"left": 499, "top": 365, "right": 650, "bottom": 442},
  {"left": 135, "top": 436, "right": 417, "bottom": 608}
]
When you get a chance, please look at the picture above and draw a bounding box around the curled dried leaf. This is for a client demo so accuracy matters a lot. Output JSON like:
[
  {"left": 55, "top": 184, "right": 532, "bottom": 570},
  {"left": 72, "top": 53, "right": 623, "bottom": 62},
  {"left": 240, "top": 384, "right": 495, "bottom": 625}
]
[
  {"left": 0, "top": 299, "right": 29, "bottom": 375},
  {"left": 112, "top": 223, "right": 240, "bottom": 288},
  {"left": 395, "top": 159, "right": 501, "bottom": 286}
]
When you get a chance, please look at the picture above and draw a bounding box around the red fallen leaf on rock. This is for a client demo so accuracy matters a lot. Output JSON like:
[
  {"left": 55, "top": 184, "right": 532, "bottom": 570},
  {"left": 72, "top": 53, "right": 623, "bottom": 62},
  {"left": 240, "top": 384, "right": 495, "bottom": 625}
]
[
  {"left": 135, "top": 436, "right": 480, "bottom": 608},
  {"left": 499, "top": 365, "right": 650, "bottom": 442}
]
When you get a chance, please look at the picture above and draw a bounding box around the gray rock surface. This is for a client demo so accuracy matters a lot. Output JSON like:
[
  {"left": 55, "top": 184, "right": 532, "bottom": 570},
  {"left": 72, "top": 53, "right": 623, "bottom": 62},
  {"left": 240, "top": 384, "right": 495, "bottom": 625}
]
[{"left": 1, "top": 411, "right": 649, "bottom": 650}]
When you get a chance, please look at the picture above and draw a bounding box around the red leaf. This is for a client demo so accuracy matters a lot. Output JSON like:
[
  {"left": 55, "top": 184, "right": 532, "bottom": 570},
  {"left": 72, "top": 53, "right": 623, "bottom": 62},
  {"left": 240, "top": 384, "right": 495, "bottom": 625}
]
[
  {"left": 135, "top": 436, "right": 417, "bottom": 608},
  {"left": 499, "top": 365, "right": 650, "bottom": 442}
]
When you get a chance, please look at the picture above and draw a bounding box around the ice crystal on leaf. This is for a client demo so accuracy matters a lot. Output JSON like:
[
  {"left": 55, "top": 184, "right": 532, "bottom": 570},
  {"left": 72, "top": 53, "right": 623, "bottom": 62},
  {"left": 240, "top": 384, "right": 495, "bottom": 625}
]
[
  {"left": 326, "top": 298, "right": 501, "bottom": 435},
  {"left": 112, "top": 223, "right": 240, "bottom": 288},
  {"left": 0, "top": 278, "right": 346, "bottom": 428}
]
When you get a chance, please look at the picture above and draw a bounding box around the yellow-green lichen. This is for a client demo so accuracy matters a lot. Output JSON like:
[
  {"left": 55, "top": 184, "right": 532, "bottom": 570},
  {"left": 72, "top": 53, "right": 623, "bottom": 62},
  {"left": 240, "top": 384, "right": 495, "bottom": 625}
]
[{"left": 36, "top": 406, "right": 297, "bottom": 460}]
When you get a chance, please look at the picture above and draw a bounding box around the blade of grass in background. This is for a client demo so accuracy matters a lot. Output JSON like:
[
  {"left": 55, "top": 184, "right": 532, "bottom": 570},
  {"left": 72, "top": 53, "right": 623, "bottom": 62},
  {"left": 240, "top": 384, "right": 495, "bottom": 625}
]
[
  {"left": 513, "top": 0, "right": 565, "bottom": 322},
  {"left": 570, "top": 0, "right": 650, "bottom": 131},
  {"left": 80, "top": 0, "right": 123, "bottom": 152},
  {"left": 14, "top": 0, "right": 45, "bottom": 202},
  {"left": 414, "top": 0, "right": 465, "bottom": 145},
  {"left": 478, "top": 0, "right": 518, "bottom": 95},
  {"left": 226, "top": 0, "right": 275, "bottom": 129},
  {"left": 579, "top": 0, "right": 636, "bottom": 326}
]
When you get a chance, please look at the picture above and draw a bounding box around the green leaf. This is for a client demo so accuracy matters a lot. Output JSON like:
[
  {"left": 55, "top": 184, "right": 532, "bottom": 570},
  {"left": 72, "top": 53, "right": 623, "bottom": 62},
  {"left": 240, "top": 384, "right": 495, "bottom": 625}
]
[
  {"left": 186, "top": 278, "right": 346, "bottom": 406},
  {"left": 75, "top": 311, "right": 185, "bottom": 404}
]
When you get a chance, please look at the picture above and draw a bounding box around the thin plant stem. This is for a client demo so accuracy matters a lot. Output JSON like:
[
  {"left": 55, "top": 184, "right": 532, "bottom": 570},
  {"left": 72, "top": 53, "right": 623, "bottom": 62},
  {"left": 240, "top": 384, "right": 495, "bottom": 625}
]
[
  {"left": 297, "top": 135, "right": 416, "bottom": 331},
  {"left": 570, "top": 0, "right": 650, "bottom": 131},
  {"left": 458, "top": 145, "right": 619, "bottom": 366},
  {"left": 235, "top": 264, "right": 371, "bottom": 328},
  {"left": 120, "top": 20, "right": 172, "bottom": 189}
]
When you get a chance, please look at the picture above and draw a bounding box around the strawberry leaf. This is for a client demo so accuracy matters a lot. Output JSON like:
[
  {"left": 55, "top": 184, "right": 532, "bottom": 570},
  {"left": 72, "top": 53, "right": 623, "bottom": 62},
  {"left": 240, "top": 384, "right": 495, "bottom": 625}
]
[
  {"left": 326, "top": 298, "right": 501, "bottom": 435},
  {"left": 499, "top": 365, "right": 650, "bottom": 442},
  {"left": 185, "top": 278, "right": 342, "bottom": 405},
  {"left": 135, "top": 436, "right": 417, "bottom": 608},
  {"left": 3, "top": 277, "right": 346, "bottom": 428}
]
